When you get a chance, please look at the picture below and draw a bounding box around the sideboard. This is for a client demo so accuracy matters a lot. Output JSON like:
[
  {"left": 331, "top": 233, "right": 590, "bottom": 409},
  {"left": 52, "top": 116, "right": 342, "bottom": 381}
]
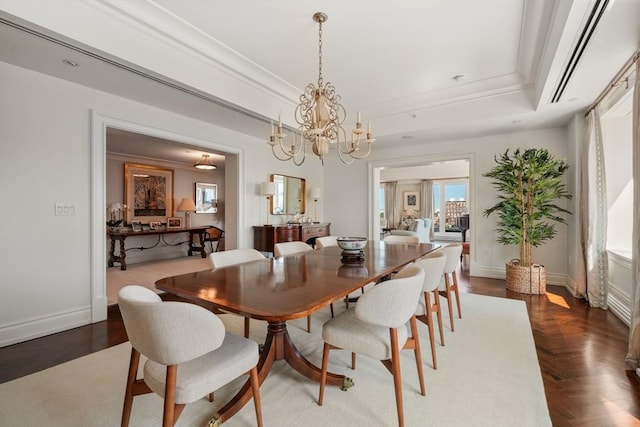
[{"left": 253, "top": 223, "right": 330, "bottom": 253}]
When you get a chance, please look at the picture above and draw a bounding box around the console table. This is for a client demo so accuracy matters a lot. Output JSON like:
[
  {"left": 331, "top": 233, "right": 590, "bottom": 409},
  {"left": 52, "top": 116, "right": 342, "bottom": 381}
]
[
  {"left": 253, "top": 223, "right": 330, "bottom": 253},
  {"left": 107, "top": 226, "right": 209, "bottom": 270}
]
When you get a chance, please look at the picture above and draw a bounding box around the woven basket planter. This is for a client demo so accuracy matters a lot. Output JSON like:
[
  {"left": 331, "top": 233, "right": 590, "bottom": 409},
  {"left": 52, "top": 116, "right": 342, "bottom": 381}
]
[{"left": 505, "top": 259, "right": 547, "bottom": 294}]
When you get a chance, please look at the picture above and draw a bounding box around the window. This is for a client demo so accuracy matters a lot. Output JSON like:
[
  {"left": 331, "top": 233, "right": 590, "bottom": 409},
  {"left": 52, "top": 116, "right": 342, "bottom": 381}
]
[{"left": 432, "top": 180, "right": 468, "bottom": 233}]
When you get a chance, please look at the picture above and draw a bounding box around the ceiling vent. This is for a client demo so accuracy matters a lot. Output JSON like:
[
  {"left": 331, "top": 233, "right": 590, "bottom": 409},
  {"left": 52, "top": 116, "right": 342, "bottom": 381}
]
[{"left": 551, "top": 0, "right": 610, "bottom": 103}]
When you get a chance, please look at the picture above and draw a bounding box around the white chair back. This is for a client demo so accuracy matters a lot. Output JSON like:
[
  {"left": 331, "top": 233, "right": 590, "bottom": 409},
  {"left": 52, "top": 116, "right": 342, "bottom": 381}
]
[
  {"left": 440, "top": 243, "right": 463, "bottom": 273},
  {"left": 274, "top": 241, "right": 313, "bottom": 257},
  {"left": 355, "top": 265, "right": 425, "bottom": 328},
  {"left": 414, "top": 252, "right": 447, "bottom": 292},
  {"left": 118, "top": 285, "right": 225, "bottom": 365},
  {"left": 316, "top": 236, "right": 338, "bottom": 249},
  {"left": 383, "top": 235, "right": 420, "bottom": 244},
  {"left": 210, "top": 248, "right": 265, "bottom": 268}
]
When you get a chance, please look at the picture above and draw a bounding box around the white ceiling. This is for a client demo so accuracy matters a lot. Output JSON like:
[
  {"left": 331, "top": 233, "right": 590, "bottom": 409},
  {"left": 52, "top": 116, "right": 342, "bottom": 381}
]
[{"left": 1, "top": 0, "right": 638, "bottom": 166}]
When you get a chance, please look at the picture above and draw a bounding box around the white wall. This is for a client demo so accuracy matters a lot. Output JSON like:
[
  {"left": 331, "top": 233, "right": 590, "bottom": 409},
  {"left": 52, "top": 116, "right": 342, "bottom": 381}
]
[
  {"left": 324, "top": 127, "right": 572, "bottom": 285},
  {"left": 0, "top": 61, "right": 323, "bottom": 346}
]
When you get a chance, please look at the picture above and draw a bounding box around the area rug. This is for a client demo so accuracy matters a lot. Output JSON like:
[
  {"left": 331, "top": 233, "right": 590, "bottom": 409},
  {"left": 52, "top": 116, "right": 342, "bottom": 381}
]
[{"left": 0, "top": 293, "right": 551, "bottom": 426}]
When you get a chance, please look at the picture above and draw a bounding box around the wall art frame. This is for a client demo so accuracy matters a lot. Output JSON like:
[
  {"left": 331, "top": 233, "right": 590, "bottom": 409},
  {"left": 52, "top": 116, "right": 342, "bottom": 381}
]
[{"left": 124, "top": 163, "right": 174, "bottom": 224}]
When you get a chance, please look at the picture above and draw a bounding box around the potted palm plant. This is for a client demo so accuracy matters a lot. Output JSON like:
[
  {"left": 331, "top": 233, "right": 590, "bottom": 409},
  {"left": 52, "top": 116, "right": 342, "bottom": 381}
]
[{"left": 482, "top": 148, "right": 571, "bottom": 294}]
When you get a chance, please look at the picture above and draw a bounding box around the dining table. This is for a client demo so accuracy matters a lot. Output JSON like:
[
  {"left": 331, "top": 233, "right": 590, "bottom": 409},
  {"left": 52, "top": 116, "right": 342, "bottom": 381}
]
[{"left": 155, "top": 240, "right": 440, "bottom": 425}]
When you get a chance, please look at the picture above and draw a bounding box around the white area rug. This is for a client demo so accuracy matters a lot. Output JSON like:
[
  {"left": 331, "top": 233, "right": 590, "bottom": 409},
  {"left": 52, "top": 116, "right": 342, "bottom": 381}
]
[{"left": 0, "top": 294, "right": 551, "bottom": 426}]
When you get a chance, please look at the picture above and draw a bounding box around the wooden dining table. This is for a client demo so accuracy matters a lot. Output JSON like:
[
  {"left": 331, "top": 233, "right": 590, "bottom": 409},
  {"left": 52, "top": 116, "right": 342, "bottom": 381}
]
[{"left": 155, "top": 240, "right": 440, "bottom": 425}]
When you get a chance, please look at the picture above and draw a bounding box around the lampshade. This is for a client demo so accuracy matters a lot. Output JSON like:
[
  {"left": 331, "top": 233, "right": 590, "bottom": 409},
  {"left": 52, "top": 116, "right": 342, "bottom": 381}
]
[
  {"left": 260, "top": 182, "right": 276, "bottom": 196},
  {"left": 177, "top": 198, "right": 196, "bottom": 212},
  {"left": 194, "top": 154, "right": 217, "bottom": 170},
  {"left": 310, "top": 188, "right": 322, "bottom": 200}
]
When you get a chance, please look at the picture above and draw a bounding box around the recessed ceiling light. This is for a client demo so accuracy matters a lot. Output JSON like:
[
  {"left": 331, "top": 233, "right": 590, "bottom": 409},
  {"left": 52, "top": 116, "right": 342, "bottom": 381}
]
[
  {"left": 453, "top": 74, "right": 466, "bottom": 82},
  {"left": 511, "top": 120, "right": 522, "bottom": 124},
  {"left": 401, "top": 135, "right": 415, "bottom": 140},
  {"left": 62, "top": 59, "right": 78, "bottom": 67}
]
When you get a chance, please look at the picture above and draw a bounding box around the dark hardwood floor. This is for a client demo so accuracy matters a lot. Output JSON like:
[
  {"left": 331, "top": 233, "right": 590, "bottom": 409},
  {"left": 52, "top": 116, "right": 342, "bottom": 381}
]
[{"left": 1, "top": 266, "right": 639, "bottom": 426}]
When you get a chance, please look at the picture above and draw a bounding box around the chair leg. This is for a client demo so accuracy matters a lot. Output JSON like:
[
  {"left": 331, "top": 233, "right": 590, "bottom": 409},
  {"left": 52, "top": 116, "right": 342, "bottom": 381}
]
[
  {"left": 442, "top": 273, "right": 455, "bottom": 332},
  {"left": 121, "top": 348, "right": 140, "bottom": 427},
  {"left": 452, "top": 271, "right": 462, "bottom": 319},
  {"left": 433, "top": 289, "right": 445, "bottom": 346},
  {"left": 163, "top": 365, "right": 177, "bottom": 427},
  {"left": 423, "top": 292, "right": 438, "bottom": 370},
  {"left": 249, "top": 367, "right": 264, "bottom": 427},
  {"left": 389, "top": 328, "right": 405, "bottom": 427},
  {"left": 318, "top": 343, "right": 331, "bottom": 405},
  {"left": 330, "top": 303, "right": 334, "bottom": 318},
  {"left": 409, "top": 316, "right": 426, "bottom": 395},
  {"left": 307, "top": 315, "right": 311, "bottom": 333},
  {"left": 352, "top": 352, "right": 356, "bottom": 370}
]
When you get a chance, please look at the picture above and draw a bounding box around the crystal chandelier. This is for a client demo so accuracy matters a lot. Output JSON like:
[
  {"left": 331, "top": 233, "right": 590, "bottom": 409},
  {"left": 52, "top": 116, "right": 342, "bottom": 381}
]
[{"left": 267, "top": 12, "right": 375, "bottom": 166}]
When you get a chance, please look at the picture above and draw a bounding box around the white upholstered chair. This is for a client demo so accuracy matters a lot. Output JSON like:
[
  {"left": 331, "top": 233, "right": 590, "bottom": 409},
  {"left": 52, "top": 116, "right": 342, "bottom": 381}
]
[
  {"left": 318, "top": 265, "right": 426, "bottom": 427},
  {"left": 273, "top": 241, "right": 326, "bottom": 331},
  {"left": 439, "top": 243, "right": 463, "bottom": 331},
  {"left": 118, "top": 285, "right": 263, "bottom": 427},
  {"left": 315, "top": 235, "right": 338, "bottom": 249},
  {"left": 210, "top": 248, "right": 266, "bottom": 338},
  {"left": 413, "top": 251, "right": 447, "bottom": 369},
  {"left": 274, "top": 241, "right": 314, "bottom": 257},
  {"left": 383, "top": 234, "right": 420, "bottom": 244}
]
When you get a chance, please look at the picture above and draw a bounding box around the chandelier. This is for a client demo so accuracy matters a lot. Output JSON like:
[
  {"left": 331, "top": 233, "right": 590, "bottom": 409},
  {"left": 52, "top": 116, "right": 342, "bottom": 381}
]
[{"left": 267, "top": 12, "right": 374, "bottom": 166}]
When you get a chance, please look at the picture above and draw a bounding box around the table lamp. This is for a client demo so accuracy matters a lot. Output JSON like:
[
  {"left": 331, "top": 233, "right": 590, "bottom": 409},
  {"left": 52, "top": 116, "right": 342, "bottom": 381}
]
[
  {"left": 260, "top": 182, "right": 276, "bottom": 226},
  {"left": 176, "top": 198, "right": 197, "bottom": 229}
]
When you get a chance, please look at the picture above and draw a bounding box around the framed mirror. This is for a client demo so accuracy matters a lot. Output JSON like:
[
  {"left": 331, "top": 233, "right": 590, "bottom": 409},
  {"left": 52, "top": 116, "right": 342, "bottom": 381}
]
[
  {"left": 270, "top": 174, "right": 305, "bottom": 215},
  {"left": 195, "top": 182, "right": 218, "bottom": 213}
]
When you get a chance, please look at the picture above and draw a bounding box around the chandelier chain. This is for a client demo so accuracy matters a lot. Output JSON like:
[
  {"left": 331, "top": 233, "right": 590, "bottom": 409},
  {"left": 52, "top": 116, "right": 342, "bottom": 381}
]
[{"left": 317, "top": 20, "right": 323, "bottom": 87}]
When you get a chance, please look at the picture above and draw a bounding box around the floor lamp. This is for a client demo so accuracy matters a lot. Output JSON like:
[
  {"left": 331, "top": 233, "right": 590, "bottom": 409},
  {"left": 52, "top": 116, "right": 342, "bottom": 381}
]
[
  {"left": 310, "top": 188, "right": 322, "bottom": 223},
  {"left": 260, "top": 182, "right": 276, "bottom": 226}
]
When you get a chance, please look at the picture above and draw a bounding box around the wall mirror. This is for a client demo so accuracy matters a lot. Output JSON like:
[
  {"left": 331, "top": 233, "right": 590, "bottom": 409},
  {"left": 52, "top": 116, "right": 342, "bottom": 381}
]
[
  {"left": 271, "top": 174, "right": 305, "bottom": 215},
  {"left": 195, "top": 182, "right": 217, "bottom": 213}
]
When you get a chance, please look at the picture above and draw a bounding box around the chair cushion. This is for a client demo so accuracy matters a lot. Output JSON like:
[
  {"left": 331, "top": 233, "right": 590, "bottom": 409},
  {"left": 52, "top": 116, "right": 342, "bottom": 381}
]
[
  {"left": 144, "top": 332, "right": 259, "bottom": 404},
  {"left": 322, "top": 309, "right": 408, "bottom": 360}
]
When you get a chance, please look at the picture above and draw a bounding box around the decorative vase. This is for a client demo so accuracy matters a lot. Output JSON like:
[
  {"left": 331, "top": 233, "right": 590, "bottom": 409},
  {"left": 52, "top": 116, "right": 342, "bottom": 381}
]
[{"left": 505, "top": 259, "right": 546, "bottom": 294}]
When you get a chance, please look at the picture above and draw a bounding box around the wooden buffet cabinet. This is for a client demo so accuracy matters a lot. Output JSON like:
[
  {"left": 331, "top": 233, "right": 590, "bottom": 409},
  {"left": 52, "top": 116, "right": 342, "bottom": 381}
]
[{"left": 253, "top": 223, "right": 330, "bottom": 253}]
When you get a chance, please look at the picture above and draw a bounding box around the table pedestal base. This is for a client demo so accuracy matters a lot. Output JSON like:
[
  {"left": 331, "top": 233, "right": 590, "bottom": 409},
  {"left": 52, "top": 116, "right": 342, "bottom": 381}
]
[{"left": 210, "top": 320, "right": 352, "bottom": 424}]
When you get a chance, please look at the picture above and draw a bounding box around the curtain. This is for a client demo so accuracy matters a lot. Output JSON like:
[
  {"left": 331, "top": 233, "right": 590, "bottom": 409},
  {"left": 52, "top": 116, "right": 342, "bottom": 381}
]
[
  {"left": 420, "top": 180, "right": 435, "bottom": 241},
  {"left": 383, "top": 181, "right": 398, "bottom": 230},
  {"left": 577, "top": 108, "right": 608, "bottom": 308},
  {"left": 626, "top": 58, "right": 640, "bottom": 372}
]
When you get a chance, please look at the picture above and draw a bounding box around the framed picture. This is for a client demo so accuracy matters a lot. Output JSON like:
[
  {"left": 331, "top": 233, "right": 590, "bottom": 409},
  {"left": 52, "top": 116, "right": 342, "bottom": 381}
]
[
  {"left": 195, "top": 182, "right": 218, "bottom": 213},
  {"left": 149, "top": 221, "right": 162, "bottom": 230},
  {"left": 124, "top": 163, "right": 174, "bottom": 224},
  {"left": 403, "top": 191, "right": 420, "bottom": 210},
  {"left": 166, "top": 217, "right": 182, "bottom": 229},
  {"left": 131, "top": 220, "right": 142, "bottom": 232}
]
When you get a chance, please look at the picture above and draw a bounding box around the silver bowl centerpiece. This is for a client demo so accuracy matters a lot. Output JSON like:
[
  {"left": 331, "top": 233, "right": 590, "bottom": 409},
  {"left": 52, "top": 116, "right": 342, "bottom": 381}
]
[{"left": 337, "top": 237, "right": 367, "bottom": 264}]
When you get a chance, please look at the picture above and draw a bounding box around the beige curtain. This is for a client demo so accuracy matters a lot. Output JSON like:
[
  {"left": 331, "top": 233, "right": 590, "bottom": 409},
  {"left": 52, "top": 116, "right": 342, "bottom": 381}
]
[
  {"left": 420, "top": 180, "right": 434, "bottom": 241},
  {"left": 626, "top": 58, "right": 640, "bottom": 372},
  {"left": 577, "top": 108, "right": 608, "bottom": 308},
  {"left": 383, "top": 181, "right": 398, "bottom": 229}
]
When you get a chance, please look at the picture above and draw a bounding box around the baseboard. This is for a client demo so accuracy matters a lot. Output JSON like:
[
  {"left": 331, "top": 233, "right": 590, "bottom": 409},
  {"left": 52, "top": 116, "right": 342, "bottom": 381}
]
[
  {"left": 0, "top": 306, "right": 92, "bottom": 347},
  {"left": 608, "top": 285, "right": 631, "bottom": 326},
  {"left": 470, "top": 263, "right": 567, "bottom": 286}
]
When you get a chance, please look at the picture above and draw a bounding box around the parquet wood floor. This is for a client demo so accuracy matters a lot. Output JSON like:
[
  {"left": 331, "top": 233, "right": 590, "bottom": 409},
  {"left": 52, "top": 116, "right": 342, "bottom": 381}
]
[{"left": 1, "top": 266, "right": 639, "bottom": 426}]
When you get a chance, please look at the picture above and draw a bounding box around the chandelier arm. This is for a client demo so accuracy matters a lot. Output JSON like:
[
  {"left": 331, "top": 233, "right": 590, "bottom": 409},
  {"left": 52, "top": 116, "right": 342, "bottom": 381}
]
[
  {"left": 346, "top": 142, "right": 373, "bottom": 160},
  {"left": 277, "top": 136, "right": 303, "bottom": 158},
  {"left": 271, "top": 145, "right": 295, "bottom": 161}
]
